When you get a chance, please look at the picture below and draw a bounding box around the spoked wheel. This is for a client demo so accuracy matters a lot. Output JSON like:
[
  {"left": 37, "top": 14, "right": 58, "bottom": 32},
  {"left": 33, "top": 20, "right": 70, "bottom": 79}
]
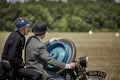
[{"left": 45, "top": 39, "right": 76, "bottom": 72}]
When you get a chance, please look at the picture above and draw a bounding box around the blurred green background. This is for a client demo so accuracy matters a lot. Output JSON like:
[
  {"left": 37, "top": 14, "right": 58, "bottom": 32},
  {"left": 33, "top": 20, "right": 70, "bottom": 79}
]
[{"left": 0, "top": 0, "right": 120, "bottom": 32}]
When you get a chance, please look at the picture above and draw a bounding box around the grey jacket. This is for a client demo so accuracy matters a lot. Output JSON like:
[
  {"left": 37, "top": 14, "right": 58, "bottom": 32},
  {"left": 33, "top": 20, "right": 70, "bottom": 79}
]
[{"left": 25, "top": 36, "right": 66, "bottom": 78}]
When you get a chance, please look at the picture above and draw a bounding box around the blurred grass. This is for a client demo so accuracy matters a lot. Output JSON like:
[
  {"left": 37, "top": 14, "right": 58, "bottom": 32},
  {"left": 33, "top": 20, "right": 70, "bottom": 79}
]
[{"left": 0, "top": 32, "right": 120, "bottom": 80}]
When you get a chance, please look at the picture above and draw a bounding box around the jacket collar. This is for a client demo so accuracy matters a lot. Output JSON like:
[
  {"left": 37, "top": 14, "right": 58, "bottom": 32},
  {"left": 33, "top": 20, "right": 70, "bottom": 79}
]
[
  {"left": 16, "top": 31, "right": 25, "bottom": 39},
  {"left": 36, "top": 36, "right": 42, "bottom": 41}
]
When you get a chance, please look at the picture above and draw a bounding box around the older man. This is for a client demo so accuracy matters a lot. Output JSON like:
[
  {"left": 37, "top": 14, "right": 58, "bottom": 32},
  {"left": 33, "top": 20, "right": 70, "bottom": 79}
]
[{"left": 0, "top": 18, "right": 41, "bottom": 80}]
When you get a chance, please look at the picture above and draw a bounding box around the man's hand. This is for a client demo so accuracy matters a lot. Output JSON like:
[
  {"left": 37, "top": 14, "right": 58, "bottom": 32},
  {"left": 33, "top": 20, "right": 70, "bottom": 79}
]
[
  {"left": 69, "top": 62, "right": 76, "bottom": 69},
  {"left": 65, "top": 62, "right": 76, "bottom": 69},
  {"left": 49, "top": 37, "right": 62, "bottom": 43}
]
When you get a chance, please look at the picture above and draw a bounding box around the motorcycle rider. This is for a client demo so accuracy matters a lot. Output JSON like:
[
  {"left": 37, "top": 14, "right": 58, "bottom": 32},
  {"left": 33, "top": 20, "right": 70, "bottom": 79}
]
[{"left": 25, "top": 22, "right": 76, "bottom": 80}]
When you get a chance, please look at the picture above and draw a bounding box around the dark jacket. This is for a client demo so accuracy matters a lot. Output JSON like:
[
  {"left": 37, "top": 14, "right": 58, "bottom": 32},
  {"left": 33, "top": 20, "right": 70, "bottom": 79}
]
[{"left": 2, "top": 31, "right": 25, "bottom": 70}]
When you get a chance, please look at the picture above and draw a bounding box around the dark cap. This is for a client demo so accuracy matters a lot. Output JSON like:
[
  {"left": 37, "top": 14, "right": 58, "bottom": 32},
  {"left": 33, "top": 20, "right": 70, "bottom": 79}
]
[
  {"left": 15, "top": 17, "right": 32, "bottom": 31},
  {"left": 32, "top": 22, "right": 48, "bottom": 35}
]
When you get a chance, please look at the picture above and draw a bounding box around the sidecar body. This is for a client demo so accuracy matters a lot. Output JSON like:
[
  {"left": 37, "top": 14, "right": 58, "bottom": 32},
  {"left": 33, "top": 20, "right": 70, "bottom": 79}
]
[{"left": 45, "top": 39, "right": 76, "bottom": 72}]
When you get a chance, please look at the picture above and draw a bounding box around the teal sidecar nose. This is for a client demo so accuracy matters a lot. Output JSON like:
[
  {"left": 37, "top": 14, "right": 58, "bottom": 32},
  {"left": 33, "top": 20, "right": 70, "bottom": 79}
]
[{"left": 46, "top": 39, "right": 76, "bottom": 72}]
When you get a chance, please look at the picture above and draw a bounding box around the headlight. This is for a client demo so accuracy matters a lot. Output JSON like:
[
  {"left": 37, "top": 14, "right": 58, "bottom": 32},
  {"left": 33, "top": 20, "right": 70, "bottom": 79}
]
[{"left": 79, "top": 56, "right": 88, "bottom": 68}]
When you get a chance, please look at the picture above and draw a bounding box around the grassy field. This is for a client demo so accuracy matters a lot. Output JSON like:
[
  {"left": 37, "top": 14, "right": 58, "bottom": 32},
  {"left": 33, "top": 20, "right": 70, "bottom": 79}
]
[{"left": 0, "top": 32, "right": 120, "bottom": 80}]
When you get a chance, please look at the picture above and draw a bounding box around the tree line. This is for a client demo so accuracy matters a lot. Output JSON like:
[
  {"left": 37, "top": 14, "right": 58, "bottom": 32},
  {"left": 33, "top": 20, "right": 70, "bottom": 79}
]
[{"left": 0, "top": 0, "right": 120, "bottom": 32}]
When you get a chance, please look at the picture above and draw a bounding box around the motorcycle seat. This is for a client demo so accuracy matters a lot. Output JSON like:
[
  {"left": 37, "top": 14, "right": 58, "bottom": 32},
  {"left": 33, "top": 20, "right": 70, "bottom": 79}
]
[{"left": 1, "top": 60, "right": 11, "bottom": 71}]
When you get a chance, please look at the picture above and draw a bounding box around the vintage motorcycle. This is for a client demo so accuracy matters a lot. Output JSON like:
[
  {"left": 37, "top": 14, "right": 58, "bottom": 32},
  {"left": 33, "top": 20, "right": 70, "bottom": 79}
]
[
  {"left": 55, "top": 56, "right": 106, "bottom": 80},
  {"left": 0, "top": 39, "right": 106, "bottom": 80},
  {"left": 0, "top": 56, "right": 106, "bottom": 80},
  {"left": 46, "top": 39, "right": 106, "bottom": 80}
]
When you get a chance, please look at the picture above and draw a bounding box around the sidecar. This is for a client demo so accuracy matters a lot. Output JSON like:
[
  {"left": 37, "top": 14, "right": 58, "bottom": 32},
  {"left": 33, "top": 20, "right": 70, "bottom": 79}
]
[
  {"left": 45, "top": 39, "right": 76, "bottom": 72},
  {"left": 45, "top": 39, "right": 106, "bottom": 80}
]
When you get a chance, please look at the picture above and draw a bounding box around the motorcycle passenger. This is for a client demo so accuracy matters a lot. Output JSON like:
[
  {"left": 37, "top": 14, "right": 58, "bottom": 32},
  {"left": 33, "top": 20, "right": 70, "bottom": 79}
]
[
  {"left": 0, "top": 17, "right": 41, "bottom": 80},
  {"left": 25, "top": 22, "right": 76, "bottom": 80}
]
